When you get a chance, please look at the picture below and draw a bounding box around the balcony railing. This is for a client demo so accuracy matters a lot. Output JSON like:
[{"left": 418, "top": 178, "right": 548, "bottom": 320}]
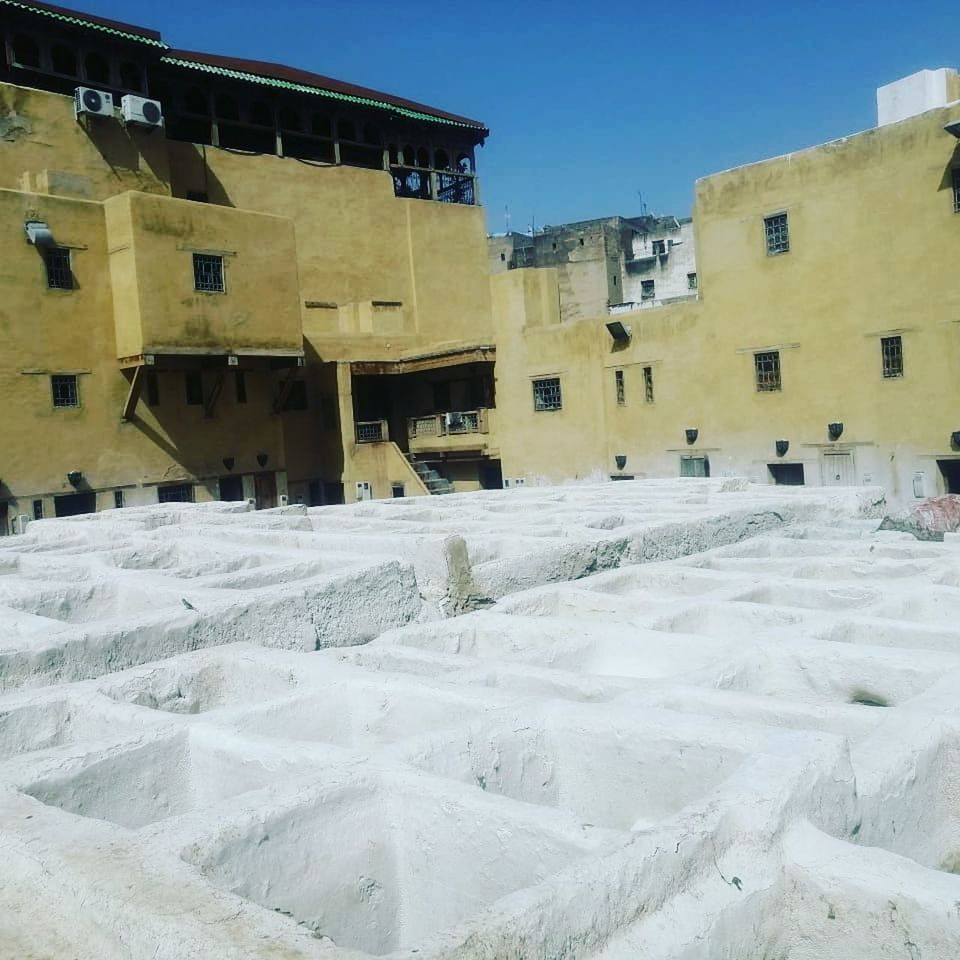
[
  {"left": 356, "top": 419, "right": 388, "bottom": 443},
  {"left": 407, "top": 409, "right": 488, "bottom": 439}
]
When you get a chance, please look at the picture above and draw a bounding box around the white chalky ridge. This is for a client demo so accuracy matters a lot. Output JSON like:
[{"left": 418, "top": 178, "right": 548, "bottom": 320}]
[{"left": 2, "top": 479, "right": 958, "bottom": 957}]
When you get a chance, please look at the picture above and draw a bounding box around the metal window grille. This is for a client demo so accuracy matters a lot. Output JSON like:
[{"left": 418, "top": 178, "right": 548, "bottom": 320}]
[
  {"left": 193, "top": 253, "right": 224, "bottom": 292},
  {"left": 32, "top": 499, "right": 43, "bottom": 520},
  {"left": 754, "top": 351, "right": 782, "bottom": 391},
  {"left": 615, "top": 369, "right": 625, "bottom": 405},
  {"left": 114, "top": 490, "right": 124, "bottom": 509},
  {"left": 687, "top": 272, "right": 698, "bottom": 290},
  {"left": 51, "top": 374, "right": 79, "bottom": 408},
  {"left": 356, "top": 420, "right": 387, "bottom": 442},
  {"left": 532, "top": 377, "right": 562, "bottom": 411},
  {"left": 764, "top": 213, "right": 790, "bottom": 255},
  {"left": 45, "top": 247, "right": 73, "bottom": 289},
  {"left": 953, "top": 169, "right": 960, "bottom": 214},
  {"left": 643, "top": 366, "right": 654, "bottom": 403},
  {"left": 157, "top": 483, "right": 193, "bottom": 503},
  {"left": 641, "top": 279, "right": 655, "bottom": 300},
  {"left": 680, "top": 455, "right": 709, "bottom": 478},
  {"left": 881, "top": 335, "right": 903, "bottom": 378}
]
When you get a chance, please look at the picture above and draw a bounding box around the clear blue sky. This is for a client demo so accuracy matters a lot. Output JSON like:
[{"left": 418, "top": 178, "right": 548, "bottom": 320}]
[{"left": 53, "top": 0, "right": 959, "bottom": 231}]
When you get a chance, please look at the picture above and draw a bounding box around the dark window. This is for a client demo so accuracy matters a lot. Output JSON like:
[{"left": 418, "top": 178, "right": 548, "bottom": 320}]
[
  {"left": 500, "top": 252, "right": 506, "bottom": 262},
  {"left": 214, "top": 94, "right": 239, "bottom": 120},
  {"left": 764, "top": 213, "right": 790, "bottom": 255},
  {"left": 643, "top": 366, "right": 654, "bottom": 403},
  {"left": 248, "top": 101, "right": 272, "bottom": 126},
  {"left": 434, "top": 149, "right": 450, "bottom": 170},
  {"left": 680, "top": 455, "right": 710, "bottom": 478},
  {"left": 391, "top": 483, "right": 405, "bottom": 498},
  {"left": 652, "top": 239, "right": 667, "bottom": 256},
  {"left": 615, "top": 369, "right": 625, "bottom": 405},
  {"left": 769, "top": 463, "right": 805, "bottom": 485},
  {"left": 193, "top": 253, "right": 224, "bottom": 292},
  {"left": 32, "top": 499, "right": 43, "bottom": 521},
  {"left": 311, "top": 113, "right": 331, "bottom": 136},
  {"left": 579, "top": 238, "right": 584, "bottom": 247},
  {"left": 953, "top": 169, "right": 960, "bottom": 214},
  {"left": 363, "top": 124, "right": 380, "bottom": 145},
  {"left": 51, "top": 374, "right": 79, "bottom": 408},
  {"left": 641, "top": 279, "right": 655, "bottom": 300},
  {"left": 114, "top": 489, "right": 125, "bottom": 508},
  {"left": 417, "top": 147, "right": 430, "bottom": 168},
  {"left": 184, "top": 87, "right": 209, "bottom": 115},
  {"left": 688, "top": 272, "right": 698, "bottom": 290},
  {"left": 281, "top": 379, "right": 308, "bottom": 411},
  {"left": 11, "top": 34, "right": 40, "bottom": 68},
  {"left": 54, "top": 492, "right": 95, "bottom": 517},
  {"left": 278, "top": 106, "right": 300, "bottom": 131},
  {"left": 157, "top": 483, "right": 193, "bottom": 503},
  {"left": 881, "top": 335, "right": 903, "bottom": 378},
  {"left": 533, "top": 377, "right": 562, "bottom": 412},
  {"left": 219, "top": 475, "right": 243, "bottom": 501},
  {"left": 235, "top": 371, "right": 247, "bottom": 403},
  {"left": 118, "top": 61, "right": 142, "bottom": 92},
  {"left": 402, "top": 144, "right": 416, "bottom": 165},
  {"left": 84, "top": 52, "right": 110, "bottom": 85},
  {"left": 185, "top": 371, "right": 204, "bottom": 405},
  {"left": 612, "top": 275, "right": 618, "bottom": 287},
  {"left": 456, "top": 153, "right": 473, "bottom": 174},
  {"left": 146, "top": 372, "right": 159, "bottom": 406},
  {"left": 50, "top": 43, "right": 77, "bottom": 76},
  {"left": 754, "top": 351, "right": 782, "bottom": 391},
  {"left": 44, "top": 247, "right": 73, "bottom": 290},
  {"left": 337, "top": 118, "right": 356, "bottom": 141}
]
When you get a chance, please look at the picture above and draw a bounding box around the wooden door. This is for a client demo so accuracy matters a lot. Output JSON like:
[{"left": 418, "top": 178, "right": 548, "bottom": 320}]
[{"left": 254, "top": 472, "right": 277, "bottom": 509}]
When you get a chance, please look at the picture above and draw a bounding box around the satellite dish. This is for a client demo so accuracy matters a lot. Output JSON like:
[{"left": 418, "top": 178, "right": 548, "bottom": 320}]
[{"left": 82, "top": 88, "right": 103, "bottom": 113}]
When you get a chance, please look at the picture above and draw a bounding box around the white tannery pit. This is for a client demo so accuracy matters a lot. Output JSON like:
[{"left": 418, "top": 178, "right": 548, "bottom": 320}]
[{"left": 2, "top": 479, "right": 960, "bottom": 958}]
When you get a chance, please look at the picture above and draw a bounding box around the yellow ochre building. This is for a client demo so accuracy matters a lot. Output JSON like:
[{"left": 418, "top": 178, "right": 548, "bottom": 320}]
[{"left": 1, "top": 0, "right": 959, "bottom": 531}]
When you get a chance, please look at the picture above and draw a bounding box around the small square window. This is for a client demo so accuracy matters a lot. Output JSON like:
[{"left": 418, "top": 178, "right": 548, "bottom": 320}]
[
  {"left": 652, "top": 239, "right": 667, "bottom": 256},
  {"left": 45, "top": 247, "right": 73, "bottom": 290},
  {"left": 687, "top": 272, "right": 698, "bottom": 290},
  {"left": 391, "top": 482, "right": 405, "bottom": 498},
  {"left": 193, "top": 253, "right": 224, "bottom": 292},
  {"left": 615, "top": 369, "right": 625, "bottom": 405},
  {"left": 51, "top": 374, "right": 79, "bottom": 408},
  {"left": 754, "top": 351, "right": 781, "bottom": 391},
  {"left": 32, "top": 499, "right": 43, "bottom": 521},
  {"left": 881, "top": 335, "right": 903, "bottom": 378},
  {"left": 641, "top": 279, "right": 655, "bottom": 300},
  {"left": 764, "top": 213, "right": 790, "bottom": 255},
  {"left": 532, "top": 377, "right": 562, "bottom": 412},
  {"left": 643, "top": 365, "right": 654, "bottom": 403},
  {"left": 185, "top": 371, "right": 204, "bottom": 405}
]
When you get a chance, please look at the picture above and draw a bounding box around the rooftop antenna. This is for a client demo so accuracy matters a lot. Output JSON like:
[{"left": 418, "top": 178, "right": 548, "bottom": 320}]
[
  {"left": 529, "top": 214, "right": 536, "bottom": 237},
  {"left": 637, "top": 191, "right": 648, "bottom": 218},
  {"left": 504, "top": 205, "right": 511, "bottom": 233}
]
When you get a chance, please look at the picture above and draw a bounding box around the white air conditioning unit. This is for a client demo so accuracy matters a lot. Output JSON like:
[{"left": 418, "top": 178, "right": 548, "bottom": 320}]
[
  {"left": 121, "top": 95, "right": 163, "bottom": 128},
  {"left": 74, "top": 86, "right": 114, "bottom": 120}
]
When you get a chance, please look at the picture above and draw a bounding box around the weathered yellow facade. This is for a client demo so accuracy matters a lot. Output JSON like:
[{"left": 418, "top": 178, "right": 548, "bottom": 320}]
[{"left": 2, "top": 0, "right": 959, "bottom": 529}]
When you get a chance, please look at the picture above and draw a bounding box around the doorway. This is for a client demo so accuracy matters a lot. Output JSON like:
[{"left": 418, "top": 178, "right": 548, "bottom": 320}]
[
  {"left": 254, "top": 472, "right": 277, "bottom": 509},
  {"left": 54, "top": 491, "right": 97, "bottom": 516},
  {"left": 768, "top": 463, "right": 805, "bottom": 485},
  {"left": 0, "top": 502, "right": 8, "bottom": 535},
  {"left": 680, "top": 455, "right": 710, "bottom": 478},
  {"left": 822, "top": 451, "right": 855, "bottom": 486},
  {"left": 219, "top": 475, "right": 244, "bottom": 501},
  {"left": 938, "top": 459, "right": 960, "bottom": 494}
]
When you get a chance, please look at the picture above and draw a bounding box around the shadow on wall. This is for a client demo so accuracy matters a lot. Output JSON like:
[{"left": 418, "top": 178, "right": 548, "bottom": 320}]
[
  {"left": 166, "top": 142, "right": 235, "bottom": 207},
  {"left": 78, "top": 114, "right": 171, "bottom": 188}
]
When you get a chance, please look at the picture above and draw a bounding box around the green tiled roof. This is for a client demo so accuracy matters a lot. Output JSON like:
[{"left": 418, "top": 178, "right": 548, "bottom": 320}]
[
  {"left": 0, "top": 1, "right": 168, "bottom": 47},
  {"left": 161, "top": 55, "right": 484, "bottom": 130}
]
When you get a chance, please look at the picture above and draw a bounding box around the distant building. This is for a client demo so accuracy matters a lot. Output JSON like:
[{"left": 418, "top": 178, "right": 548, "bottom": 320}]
[{"left": 489, "top": 215, "right": 697, "bottom": 322}]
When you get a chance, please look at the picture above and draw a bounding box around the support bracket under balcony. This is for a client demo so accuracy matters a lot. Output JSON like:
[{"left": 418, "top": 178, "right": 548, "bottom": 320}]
[
  {"left": 204, "top": 370, "right": 226, "bottom": 418},
  {"left": 272, "top": 367, "right": 297, "bottom": 414},
  {"left": 121, "top": 364, "right": 145, "bottom": 422}
]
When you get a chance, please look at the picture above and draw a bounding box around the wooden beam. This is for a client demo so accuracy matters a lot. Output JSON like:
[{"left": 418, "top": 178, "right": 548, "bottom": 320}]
[
  {"left": 121, "top": 364, "right": 145, "bottom": 422},
  {"left": 204, "top": 369, "right": 226, "bottom": 418},
  {"left": 272, "top": 368, "right": 297, "bottom": 414}
]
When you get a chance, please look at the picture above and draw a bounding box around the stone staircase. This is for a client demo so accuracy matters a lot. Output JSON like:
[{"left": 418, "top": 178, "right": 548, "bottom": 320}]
[{"left": 406, "top": 453, "right": 454, "bottom": 495}]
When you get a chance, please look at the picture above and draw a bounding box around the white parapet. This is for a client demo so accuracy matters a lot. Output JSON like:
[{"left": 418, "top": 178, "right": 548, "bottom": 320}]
[{"left": 876, "top": 67, "right": 960, "bottom": 126}]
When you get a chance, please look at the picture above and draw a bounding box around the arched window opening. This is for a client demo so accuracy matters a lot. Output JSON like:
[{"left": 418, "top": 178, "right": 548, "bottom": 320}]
[
  {"left": 118, "top": 61, "right": 142, "bottom": 92},
  {"left": 278, "top": 106, "right": 300, "bottom": 131},
  {"left": 184, "top": 87, "right": 208, "bottom": 115},
  {"left": 337, "top": 118, "right": 355, "bottom": 141},
  {"left": 388, "top": 144, "right": 399, "bottom": 165},
  {"left": 214, "top": 94, "right": 239, "bottom": 120},
  {"left": 456, "top": 153, "right": 473, "bottom": 174},
  {"left": 417, "top": 147, "right": 430, "bottom": 169},
  {"left": 249, "top": 101, "right": 273, "bottom": 127},
  {"left": 11, "top": 34, "right": 40, "bottom": 68},
  {"left": 50, "top": 43, "right": 76, "bottom": 76},
  {"left": 402, "top": 144, "right": 416, "bottom": 166},
  {"left": 434, "top": 149, "right": 450, "bottom": 171},
  {"left": 84, "top": 51, "right": 110, "bottom": 85}
]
